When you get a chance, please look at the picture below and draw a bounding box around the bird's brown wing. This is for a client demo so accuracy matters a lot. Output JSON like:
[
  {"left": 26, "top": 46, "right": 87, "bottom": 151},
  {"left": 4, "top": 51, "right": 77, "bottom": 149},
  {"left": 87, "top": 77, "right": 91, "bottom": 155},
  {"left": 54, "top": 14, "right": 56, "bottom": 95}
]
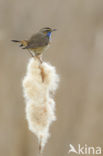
[{"left": 24, "top": 32, "right": 49, "bottom": 49}]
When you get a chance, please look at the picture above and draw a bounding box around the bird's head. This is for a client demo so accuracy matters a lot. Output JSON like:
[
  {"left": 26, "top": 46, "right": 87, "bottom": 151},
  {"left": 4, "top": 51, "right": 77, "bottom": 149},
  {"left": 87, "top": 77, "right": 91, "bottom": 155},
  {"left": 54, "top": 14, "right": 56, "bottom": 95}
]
[{"left": 40, "top": 27, "right": 56, "bottom": 37}]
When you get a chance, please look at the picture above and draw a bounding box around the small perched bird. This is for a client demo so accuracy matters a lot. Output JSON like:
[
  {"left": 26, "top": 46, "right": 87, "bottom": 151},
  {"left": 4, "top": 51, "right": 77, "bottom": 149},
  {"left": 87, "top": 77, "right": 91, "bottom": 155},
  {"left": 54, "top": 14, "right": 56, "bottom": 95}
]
[{"left": 12, "top": 27, "right": 56, "bottom": 58}]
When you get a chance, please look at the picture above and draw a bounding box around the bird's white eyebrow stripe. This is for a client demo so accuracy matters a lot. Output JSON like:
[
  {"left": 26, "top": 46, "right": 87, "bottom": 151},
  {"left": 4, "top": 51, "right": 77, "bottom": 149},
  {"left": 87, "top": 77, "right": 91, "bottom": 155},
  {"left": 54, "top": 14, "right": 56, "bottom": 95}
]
[{"left": 42, "top": 27, "right": 51, "bottom": 30}]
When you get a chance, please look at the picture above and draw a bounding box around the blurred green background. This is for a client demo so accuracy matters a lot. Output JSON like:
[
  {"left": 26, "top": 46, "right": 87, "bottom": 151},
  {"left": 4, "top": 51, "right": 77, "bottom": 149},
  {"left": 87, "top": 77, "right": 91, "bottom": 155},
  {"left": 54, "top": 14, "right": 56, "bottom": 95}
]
[{"left": 0, "top": 0, "right": 103, "bottom": 156}]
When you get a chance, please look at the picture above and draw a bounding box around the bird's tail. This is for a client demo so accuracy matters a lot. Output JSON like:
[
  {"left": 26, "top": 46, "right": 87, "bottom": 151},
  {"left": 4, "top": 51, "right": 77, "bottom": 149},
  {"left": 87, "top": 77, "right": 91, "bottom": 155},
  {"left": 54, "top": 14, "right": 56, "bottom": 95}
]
[{"left": 11, "top": 40, "right": 28, "bottom": 48}]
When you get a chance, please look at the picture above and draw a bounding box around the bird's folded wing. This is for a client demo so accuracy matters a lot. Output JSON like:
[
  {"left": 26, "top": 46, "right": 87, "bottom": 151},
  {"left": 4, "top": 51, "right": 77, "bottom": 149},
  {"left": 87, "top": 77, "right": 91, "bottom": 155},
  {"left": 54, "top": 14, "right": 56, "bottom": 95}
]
[{"left": 24, "top": 33, "right": 49, "bottom": 49}]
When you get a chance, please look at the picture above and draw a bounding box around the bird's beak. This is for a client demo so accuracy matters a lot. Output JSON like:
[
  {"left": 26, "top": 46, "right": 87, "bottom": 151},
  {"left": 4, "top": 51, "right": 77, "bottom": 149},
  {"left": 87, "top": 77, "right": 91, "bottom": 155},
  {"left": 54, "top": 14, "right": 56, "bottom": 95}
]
[{"left": 52, "top": 29, "right": 57, "bottom": 32}]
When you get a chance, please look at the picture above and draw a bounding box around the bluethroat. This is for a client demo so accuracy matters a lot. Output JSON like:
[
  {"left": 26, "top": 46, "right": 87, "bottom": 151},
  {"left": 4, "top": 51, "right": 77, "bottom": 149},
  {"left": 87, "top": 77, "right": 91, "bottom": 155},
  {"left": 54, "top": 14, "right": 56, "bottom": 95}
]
[{"left": 12, "top": 27, "right": 56, "bottom": 60}]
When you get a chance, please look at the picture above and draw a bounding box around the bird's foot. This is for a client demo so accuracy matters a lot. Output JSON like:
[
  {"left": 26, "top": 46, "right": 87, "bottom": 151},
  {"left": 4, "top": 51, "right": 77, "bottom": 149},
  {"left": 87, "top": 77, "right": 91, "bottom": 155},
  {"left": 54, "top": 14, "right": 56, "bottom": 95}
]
[
  {"left": 27, "top": 49, "right": 34, "bottom": 57},
  {"left": 36, "top": 55, "right": 43, "bottom": 64}
]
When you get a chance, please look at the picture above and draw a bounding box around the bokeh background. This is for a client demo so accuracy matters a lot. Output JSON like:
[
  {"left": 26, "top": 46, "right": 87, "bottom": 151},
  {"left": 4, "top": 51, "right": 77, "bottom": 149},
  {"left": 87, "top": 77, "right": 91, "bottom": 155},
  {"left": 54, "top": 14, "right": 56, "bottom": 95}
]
[{"left": 0, "top": 0, "right": 103, "bottom": 156}]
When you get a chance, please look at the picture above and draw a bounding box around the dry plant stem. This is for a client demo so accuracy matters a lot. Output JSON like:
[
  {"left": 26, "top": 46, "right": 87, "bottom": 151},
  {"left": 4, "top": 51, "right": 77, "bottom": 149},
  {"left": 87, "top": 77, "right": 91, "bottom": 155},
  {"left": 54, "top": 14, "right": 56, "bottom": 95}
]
[
  {"left": 39, "top": 136, "right": 43, "bottom": 154},
  {"left": 22, "top": 57, "right": 59, "bottom": 153},
  {"left": 34, "top": 55, "right": 45, "bottom": 82},
  {"left": 39, "top": 65, "right": 45, "bottom": 82}
]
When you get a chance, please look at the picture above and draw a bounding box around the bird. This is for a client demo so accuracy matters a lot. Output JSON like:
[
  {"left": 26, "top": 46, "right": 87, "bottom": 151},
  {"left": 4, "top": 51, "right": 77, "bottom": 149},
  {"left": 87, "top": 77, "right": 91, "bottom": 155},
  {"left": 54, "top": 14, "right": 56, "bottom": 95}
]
[{"left": 12, "top": 27, "right": 56, "bottom": 61}]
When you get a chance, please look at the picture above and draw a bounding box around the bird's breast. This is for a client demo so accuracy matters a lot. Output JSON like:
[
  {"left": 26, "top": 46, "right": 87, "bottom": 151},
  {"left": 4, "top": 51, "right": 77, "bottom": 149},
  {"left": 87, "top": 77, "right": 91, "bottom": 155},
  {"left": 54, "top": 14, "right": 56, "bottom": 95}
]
[{"left": 31, "top": 44, "right": 50, "bottom": 55}]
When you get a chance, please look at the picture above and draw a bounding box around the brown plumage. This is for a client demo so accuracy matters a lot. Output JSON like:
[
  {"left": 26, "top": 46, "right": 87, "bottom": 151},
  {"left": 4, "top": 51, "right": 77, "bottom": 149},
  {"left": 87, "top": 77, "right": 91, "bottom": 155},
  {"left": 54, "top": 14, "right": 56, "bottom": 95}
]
[
  {"left": 24, "top": 32, "right": 49, "bottom": 49},
  {"left": 11, "top": 27, "right": 56, "bottom": 57}
]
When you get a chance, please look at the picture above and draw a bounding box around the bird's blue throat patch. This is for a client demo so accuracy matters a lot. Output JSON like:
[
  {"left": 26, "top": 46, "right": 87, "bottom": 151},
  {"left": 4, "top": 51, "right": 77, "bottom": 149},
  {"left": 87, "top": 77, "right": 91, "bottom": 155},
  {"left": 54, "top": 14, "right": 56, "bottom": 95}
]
[{"left": 47, "top": 32, "right": 51, "bottom": 38}]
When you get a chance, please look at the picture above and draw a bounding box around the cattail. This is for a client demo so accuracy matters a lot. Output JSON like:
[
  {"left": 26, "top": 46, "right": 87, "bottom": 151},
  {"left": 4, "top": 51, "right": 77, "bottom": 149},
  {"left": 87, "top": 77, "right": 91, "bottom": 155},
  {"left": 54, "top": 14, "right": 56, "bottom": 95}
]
[{"left": 22, "top": 57, "right": 59, "bottom": 153}]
